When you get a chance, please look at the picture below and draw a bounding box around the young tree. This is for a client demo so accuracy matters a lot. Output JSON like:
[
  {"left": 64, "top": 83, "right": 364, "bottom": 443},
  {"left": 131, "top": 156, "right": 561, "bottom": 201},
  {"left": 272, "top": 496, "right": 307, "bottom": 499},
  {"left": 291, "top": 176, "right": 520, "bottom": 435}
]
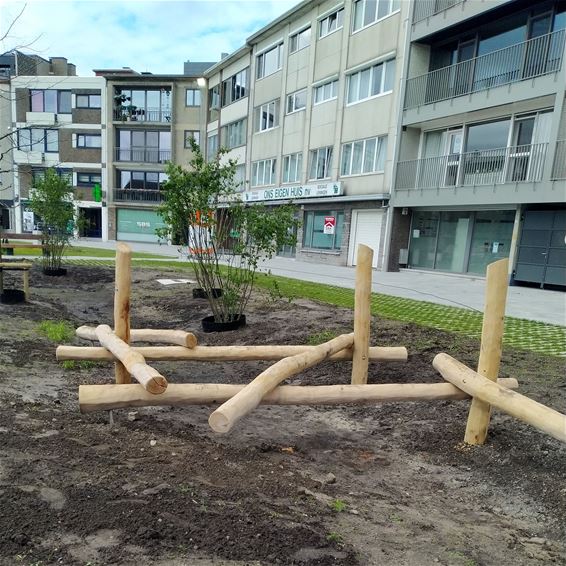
[
  {"left": 29, "top": 167, "right": 76, "bottom": 273},
  {"left": 157, "top": 139, "right": 298, "bottom": 325}
]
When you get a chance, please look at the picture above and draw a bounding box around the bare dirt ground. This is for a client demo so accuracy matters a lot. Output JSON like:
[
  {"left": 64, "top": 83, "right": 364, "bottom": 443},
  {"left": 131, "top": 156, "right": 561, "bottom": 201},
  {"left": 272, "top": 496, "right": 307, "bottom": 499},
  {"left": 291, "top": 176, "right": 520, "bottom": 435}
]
[{"left": 0, "top": 265, "right": 565, "bottom": 566}]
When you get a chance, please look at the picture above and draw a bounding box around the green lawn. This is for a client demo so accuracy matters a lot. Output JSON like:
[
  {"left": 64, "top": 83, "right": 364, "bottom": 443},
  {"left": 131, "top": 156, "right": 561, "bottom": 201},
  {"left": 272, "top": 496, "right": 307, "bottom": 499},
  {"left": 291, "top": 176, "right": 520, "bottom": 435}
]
[{"left": 9, "top": 246, "right": 174, "bottom": 259}]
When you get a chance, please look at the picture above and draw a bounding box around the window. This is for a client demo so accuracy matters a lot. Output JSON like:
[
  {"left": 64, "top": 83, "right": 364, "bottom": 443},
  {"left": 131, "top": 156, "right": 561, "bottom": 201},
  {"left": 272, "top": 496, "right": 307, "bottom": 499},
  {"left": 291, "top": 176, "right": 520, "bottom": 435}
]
[
  {"left": 32, "top": 168, "right": 71, "bottom": 184},
  {"left": 256, "top": 43, "right": 283, "bottom": 79},
  {"left": 116, "top": 130, "right": 171, "bottom": 162},
  {"left": 302, "top": 210, "right": 344, "bottom": 250},
  {"left": 185, "top": 89, "right": 201, "bottom": 106},
  {"left": 208, "top": 85, "right": 220, "bottom": 122},
  {"left": 254, "top": 99, "right": 280, "bottom": 132},
  {"left": 221, "top": 68, "right": 248, "bottom": 106},
  {"left": 252, "top": 158, "right": 276, "bottom": 186},
  {"left": 234, "top": 164, "right": 246, "bottom": 191},
  {"left": 76, "top": 94, "right": 101, "bottom": 109},
  {"left": 290, "top": 27, "right": 311, "bottom": 53},
  {"left": 286, "top": 89, "right": 307, "bottom": 113},
  {"left": 347, "top": 59, "right": 395, "bottom": 104},
  {"left": 30, "top": 90, "right": 71, "bottom": 113},
  {"left": 309, "top": 146, "right": 333, "bottom": 179},
  {"left": 118, "top": 170, "right": 168, "bottom": 190},
  {"left": 76, "top": 172, "right": 102, "bottom": 186},
  {"left": 77, "top": 134, "right": 101, "bottom": 148},
  {"left": 207, "top": 132, "right": 218, "bottom": 161},
  {"left": 314, "top": 79, "right": 338, "bottom": 104},
  {"left": 282, "top": 153, "right": 303, "bottom": 183},
  {"left": 352, "top": 0, "right": 400, "bottom": 31},
  {"left": 341, "top": 136, "right": 387, "bottom": 176},
  {"left": 319, "top": 8, "right": 344, "bottom": 38},
  {"left": 18, "top": 128, "right": 58, "bottom": 152},
  {"left": 222, "top": 119, "right": 247, "bottom": 149},
  {"left": 184, "top": 130, "right": 201, "bottom": 149}
]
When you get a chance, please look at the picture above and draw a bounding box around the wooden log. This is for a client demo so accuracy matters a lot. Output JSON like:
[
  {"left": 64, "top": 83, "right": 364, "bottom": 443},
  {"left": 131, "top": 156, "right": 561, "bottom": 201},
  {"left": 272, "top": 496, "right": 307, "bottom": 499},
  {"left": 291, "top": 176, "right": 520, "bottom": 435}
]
[
  {"left": 76, "top": 325, "right": 198, "bottom": 348},
  {"left": 95, "top": 325, "right": 167, "bottom": 395},
  {"left": 351, "top": 244, "right": 374, "bottom": 385},
  {"left": 465, "top": 258, "right": 509, "bottom": 445},
  {"left": 434, "top": 353, "right": 566, "bottom": 443},
  {"left": 209, "top": 333, "right": 355, "bottom": 433},
  {"left": 79, "top": 378, "right": 519, "bottom": 413},
  {"left": 114, "top": 243, "right": 132, "bottom": 384},
  {"left": 56, "top": 344, "right": 408, "bottom": 362}
]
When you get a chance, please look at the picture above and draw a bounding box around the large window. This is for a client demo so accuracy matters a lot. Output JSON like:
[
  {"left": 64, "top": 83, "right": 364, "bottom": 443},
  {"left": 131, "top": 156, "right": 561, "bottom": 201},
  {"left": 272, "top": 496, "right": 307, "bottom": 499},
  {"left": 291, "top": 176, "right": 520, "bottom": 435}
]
[
  {"left": 303, "top": 210, "right": 344, "bottom": 250},
  {"left": 118, "top": 170, "right": 168, "bottom": 190},
  {"left": 314, "top": 79, "right": 338, "bottom": 104},
  {"left": 76, "top": 94, "right": 101, "bottom": 109},
  {"left": 347, "top": 59, "right": 395, "bottom": 104},
  {"left": 282, "top": 152, "right": 303, "bottom": 183},
  {"left": 208, "top": 85, "right": 220, "bottom": 122},
  {"left": 222, "top": 119, "right": 247, "bottom": 149},
  {"left": 254, "top": 99, "right": 280, "bottom": 132},
  {"left": 256, "top": 43, "right": 283, "bottom": 79},
  {"left": 30, "top": 90, "right": 71, "bottom": 113},
  {"left": 352, "top": 0, "right": 400, "bottom": 31},
  {"left": 234, "top": 164, "right": 246, "bottom": 191},
  {"left": 184, "top": 130, "right": 201, "bottom": 149},
  {"left": 340, "top": 136, "right": 387, "bottom": 176},
  {"left": 207, "top": 132, "right": 218, "bottom": 161},
  {"left": 76, "top": 172, "right": 102, "bottom": 186},
  {"left": 309, "top": 146, "right": 333, "bottom": 179},
  {"left": 319, "top": 8, "right": 344, "bottom": 38},
  {"left": 222, "top": 68, "right": 248, "bottom": 106},
  {"left": 116, "top": 88, "right": 171, "bottom": 121},
  {"left": 185, "top": 89, "right": 201, "bottom": 106},
  {"left": 117, "top": 130, "right": 171, "bottom": 162},
  {"left": 18, "top": 128, "right": 58, "bottom": 152},
  {"left": 290, "top": 27, "right": 311, "bottom": 53},
  {"left": 252, "top": 158, "right": 276, "bottom": 186},
  {"left": 77, "top": 134, "right": 101, "bottom": 148},
  {"left": 286, "top": 89, "right": 307, "bottom": 114}
]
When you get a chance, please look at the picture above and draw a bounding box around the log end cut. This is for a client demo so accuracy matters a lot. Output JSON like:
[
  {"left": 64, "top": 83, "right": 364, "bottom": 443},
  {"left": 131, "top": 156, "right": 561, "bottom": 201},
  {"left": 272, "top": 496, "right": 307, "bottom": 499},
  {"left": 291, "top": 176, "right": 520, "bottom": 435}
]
[{"left": 208, "top": 410, "right": 232, "bottom": 434}]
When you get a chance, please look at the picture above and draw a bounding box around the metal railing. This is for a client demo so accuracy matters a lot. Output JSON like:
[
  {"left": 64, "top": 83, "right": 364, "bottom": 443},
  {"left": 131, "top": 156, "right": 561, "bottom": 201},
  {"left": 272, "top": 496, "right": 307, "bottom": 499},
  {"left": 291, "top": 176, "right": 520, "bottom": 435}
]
[
  {"left": 551, "top": 140, "right": 566, "bottom": 180},
  {"left": 412, "top": 0, "right": 462, "bottom": 23},
  {"left": 405, "top": 30, "right": 566, "bottom": 109},
  {"left": 113, "top": 188, "right": 164, "bottom": 203},
  {"left": 396, "top": 143, "right": 548, "bottom": 190},
  {"left": 114, "top": 148, "right": 171, "bottom": 163},
  {"left": 113, "top": 107, "right": 172, "bottom": 123}
]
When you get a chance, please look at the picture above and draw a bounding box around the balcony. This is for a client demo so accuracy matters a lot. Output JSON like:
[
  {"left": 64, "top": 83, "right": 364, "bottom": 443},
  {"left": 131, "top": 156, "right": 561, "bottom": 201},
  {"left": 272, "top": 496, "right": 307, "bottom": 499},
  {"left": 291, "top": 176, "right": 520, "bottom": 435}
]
[
  {"left": 113, "top": 188, "right": 164, "bottom": 203},
  {"left": 405, "top": 30, "right": 566, "bottom": 109},
  {"left": 114, "top": 148, "right": 171, "bottom": 163},
  {"left": 396, "top": 143, "right": 547, "bottom": 190},
  {"left": 412, "top": 0, "right": 462, "bottom": 24},
  {"left": 113, "top": 107, "right": 172, "bottom": 123},
  {"left": 551, "top": 140, "right": 566, "bottom": 180}
]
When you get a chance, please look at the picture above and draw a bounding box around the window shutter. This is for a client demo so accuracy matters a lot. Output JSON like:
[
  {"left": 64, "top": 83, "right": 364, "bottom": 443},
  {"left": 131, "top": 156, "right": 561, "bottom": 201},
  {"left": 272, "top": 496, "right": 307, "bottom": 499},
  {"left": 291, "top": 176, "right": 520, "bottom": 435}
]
[{"left": 72, "top": 133, "right": 77, "bottom": 148}]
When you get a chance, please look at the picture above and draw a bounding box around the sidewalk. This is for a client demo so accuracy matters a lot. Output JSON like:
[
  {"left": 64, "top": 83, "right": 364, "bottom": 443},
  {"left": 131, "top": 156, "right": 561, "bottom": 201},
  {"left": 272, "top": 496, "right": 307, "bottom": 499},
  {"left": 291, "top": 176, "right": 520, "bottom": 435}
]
[{"left": 72, "top": 238, "right": 566, "bottom": 327}]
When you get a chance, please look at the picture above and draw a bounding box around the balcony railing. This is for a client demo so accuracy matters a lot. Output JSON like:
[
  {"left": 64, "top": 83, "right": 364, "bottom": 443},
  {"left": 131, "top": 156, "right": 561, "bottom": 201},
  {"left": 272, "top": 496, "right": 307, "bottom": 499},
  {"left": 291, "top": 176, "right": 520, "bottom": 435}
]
[
  {"left": 113, "top": 188, "right": 164, "bottom": 203},
  {"left": 412, "top": 0, "right": 462, "bottom": 23},
  {"left": 405, "top": 30, "right": 566, "bottom": 109},
  {"left": 396, "top": 143, "right": 547, "bottom": 190},
  {"left": 113, "top": 107, "right": 172, "bottom": 123},
  {"left": 551, "top": 140, "right": 566, "bottom": 180},
  {"left": 115, "top": 148, "right": 171, "bottom": 163}
]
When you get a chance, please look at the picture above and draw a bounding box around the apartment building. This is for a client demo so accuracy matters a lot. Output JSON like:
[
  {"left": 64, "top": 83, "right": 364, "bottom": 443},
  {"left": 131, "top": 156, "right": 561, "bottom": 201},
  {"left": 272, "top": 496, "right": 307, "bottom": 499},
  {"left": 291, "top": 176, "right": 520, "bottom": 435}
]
[
  {"left": 96, "top": 66, "right": 211, "bottom": 242},
  {"left": 8, "top": 56, "right": 105, "bottom": 237},
  {"left": 388, "top": 0, "right": 566, "bottom": 287},
  {"left": 205, "top": 0, "right": 407, "bottom": 268}
]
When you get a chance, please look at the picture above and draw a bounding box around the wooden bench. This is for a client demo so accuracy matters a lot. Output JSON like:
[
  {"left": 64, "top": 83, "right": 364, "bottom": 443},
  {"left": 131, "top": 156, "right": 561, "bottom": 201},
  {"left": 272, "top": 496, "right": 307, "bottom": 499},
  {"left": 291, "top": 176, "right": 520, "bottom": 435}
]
[{"left": 0, "top": 261, "right": 33, "bottom": 300}]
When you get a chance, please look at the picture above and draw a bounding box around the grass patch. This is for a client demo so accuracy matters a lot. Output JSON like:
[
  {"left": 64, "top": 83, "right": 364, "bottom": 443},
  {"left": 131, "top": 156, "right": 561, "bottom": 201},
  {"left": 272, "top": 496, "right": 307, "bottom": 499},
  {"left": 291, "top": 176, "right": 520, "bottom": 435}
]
[
  {"left": 330, "top": 499, "right": 347, "bottom": 513},
  {"left": 306, "top": 330, "right": 340, "bottom": 345},
  {"left": 37, "top": 320, "right": 75, "bottom": 342},
  {"left": 12, "top": 245, "right": 173, "bottom": 259}
]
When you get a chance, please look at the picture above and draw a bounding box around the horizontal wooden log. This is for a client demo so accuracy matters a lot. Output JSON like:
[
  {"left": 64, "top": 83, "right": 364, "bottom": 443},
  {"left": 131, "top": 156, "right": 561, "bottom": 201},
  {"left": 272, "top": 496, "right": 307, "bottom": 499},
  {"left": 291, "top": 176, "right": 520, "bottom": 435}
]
[
  {"left": 57, "top": 344, "right": 408, "bottom": 362},
  {"left": 209, "top": 333, "right": 354, "bottom": 433},
  {"left": 434, "top": 353, "right": 566, "bottom": 443},
  {"left": 78, "top": 379, "right": 519, "bottom": 413},
  {"left": 77, "top": 325, "right": 198, "bottom": 349},
  {"left": 95, "top": 325, "right": 167, "bottom": 395}
]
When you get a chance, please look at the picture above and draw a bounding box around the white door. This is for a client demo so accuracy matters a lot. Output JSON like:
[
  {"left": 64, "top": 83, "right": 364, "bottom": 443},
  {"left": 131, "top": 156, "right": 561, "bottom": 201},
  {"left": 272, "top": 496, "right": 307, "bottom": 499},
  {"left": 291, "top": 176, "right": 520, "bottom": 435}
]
[{"left": 348, "top": 209, "right": 383, "bottom": 268}]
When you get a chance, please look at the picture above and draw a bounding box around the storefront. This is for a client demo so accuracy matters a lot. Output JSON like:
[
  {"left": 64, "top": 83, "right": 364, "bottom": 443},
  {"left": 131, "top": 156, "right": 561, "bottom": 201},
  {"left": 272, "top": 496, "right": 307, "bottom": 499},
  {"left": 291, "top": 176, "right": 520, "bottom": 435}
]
[{"left": 116, "top": 208, "right": 166, "bottom": 243}]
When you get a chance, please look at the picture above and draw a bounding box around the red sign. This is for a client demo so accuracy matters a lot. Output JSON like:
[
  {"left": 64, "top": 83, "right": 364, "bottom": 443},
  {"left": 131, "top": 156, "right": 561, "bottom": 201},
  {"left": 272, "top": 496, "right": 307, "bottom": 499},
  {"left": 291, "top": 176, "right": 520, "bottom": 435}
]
[{"left": 323, "top": 216, "right": 336, "bottom": 235}]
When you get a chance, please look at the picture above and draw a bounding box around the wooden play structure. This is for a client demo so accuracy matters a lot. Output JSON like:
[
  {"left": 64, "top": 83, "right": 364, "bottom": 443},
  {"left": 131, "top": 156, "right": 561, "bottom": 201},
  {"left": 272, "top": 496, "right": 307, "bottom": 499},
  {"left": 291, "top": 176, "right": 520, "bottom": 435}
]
[{"left": 57, "top": 243, "right": 566, "bottom": 444}]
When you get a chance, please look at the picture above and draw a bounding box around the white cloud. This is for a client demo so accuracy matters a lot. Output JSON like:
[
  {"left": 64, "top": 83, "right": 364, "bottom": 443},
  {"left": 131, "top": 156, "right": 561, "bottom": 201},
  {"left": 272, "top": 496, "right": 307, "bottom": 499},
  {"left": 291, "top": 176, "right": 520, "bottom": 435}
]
[{"left": 1, "top": 0, "right": 299, "bottom": 75}]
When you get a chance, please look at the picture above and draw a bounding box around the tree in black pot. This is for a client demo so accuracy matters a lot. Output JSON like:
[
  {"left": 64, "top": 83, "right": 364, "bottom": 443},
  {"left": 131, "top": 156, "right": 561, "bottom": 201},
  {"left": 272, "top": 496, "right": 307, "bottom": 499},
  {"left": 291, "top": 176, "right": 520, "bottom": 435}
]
[{"left": 157, "top": 138, "right": 298, "bottom": 331}]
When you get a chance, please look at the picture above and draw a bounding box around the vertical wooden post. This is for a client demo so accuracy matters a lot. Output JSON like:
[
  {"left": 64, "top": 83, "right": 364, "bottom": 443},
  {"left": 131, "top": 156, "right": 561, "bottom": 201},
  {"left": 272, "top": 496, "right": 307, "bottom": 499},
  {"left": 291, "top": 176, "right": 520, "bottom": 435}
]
[
  {"left": 23, "top": 268, "right": 29, "bottom": 300},
  {"left": 464, "top": 258, "right": 509, "bottom": 445},
  {"left": 114, "top": 243, "right": 132, "bottom": 384},
  {"left": 351, "top": 244, "right": 374, "bottom": 385}
]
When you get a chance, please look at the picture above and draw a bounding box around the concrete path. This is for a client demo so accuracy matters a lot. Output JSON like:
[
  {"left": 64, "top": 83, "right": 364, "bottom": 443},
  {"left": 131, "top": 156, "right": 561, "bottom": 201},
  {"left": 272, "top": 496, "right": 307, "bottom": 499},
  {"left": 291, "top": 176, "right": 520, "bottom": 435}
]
[{"left": 68, "top": 238, "right": 566, "bottom": 327}]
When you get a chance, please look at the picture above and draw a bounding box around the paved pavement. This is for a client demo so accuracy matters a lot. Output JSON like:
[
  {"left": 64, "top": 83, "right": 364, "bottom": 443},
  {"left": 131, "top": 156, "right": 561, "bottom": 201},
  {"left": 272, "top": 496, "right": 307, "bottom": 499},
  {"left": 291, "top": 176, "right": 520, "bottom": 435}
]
[{"left": 70, "top": 238, "right": 566, "bottom": 327}]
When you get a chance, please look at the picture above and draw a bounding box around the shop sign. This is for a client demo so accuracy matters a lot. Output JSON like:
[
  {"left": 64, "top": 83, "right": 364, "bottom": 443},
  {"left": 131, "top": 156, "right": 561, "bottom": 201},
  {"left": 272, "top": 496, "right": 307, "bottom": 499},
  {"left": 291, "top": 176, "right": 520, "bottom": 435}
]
[
  {"left": 242, "top": 182, "right": 342, "bottom": 203},
  {"left": 323, "top": 216, "right": 336, "bottom": 235}
]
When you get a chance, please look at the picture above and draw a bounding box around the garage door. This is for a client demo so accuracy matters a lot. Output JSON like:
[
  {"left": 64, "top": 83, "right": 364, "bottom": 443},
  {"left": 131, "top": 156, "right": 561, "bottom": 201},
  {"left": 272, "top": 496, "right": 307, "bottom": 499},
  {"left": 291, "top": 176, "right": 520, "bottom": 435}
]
[
  {"left": 348, "top": 209, "right": 384, "bottom": 268},
  {"left": 116, "top": 209, "right": 167, "bottom": 243}
]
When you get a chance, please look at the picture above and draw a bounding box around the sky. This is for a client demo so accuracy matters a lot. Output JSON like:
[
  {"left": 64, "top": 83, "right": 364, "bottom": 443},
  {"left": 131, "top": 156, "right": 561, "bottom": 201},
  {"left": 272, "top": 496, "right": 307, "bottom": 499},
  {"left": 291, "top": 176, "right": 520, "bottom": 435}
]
[{"left": 1, "top": 0, "right": 300, "bottom": 76}]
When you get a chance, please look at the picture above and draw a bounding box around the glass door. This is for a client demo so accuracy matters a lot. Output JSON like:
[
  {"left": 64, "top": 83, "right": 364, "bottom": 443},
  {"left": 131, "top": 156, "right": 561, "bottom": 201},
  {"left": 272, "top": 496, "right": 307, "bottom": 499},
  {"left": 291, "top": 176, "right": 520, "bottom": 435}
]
[
  {"left": 524, "top": 12, "right": 553, "bottom": 77},
  {"left": 451, "top": 39, "right": 476, "bottom": 97},
  {"left": 507, "top": 117, "right": 535, "bottom": 182},
  {"left": 443, "top": 130, "right": 463, "bottom": 186}
]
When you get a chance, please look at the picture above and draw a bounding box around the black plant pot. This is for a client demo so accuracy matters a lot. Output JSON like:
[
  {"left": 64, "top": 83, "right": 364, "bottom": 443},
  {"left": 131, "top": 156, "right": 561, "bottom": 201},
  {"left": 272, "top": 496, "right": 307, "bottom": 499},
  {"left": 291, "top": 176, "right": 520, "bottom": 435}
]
[
  {"left": 43, "top": 267, "right": 67, "bottom": 276},
  {"left": 1, "top": 289, "right": 26, "bottom": 304},
  {"left": 193, "top": 287, "right": 223, "bottom": 299},
  {"left": 201, "top": 314, "right": 246, "bottom": 333}
]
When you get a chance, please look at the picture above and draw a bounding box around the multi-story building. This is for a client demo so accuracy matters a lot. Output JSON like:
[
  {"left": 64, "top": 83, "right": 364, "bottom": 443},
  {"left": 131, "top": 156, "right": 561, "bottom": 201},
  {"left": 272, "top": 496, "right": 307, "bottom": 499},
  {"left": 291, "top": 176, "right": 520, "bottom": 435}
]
[
  {"left": 387, "top": 0, "right": 566, "bottom": 287},
  {"left": 95, "top": 64, "right": 213, "bottom": 242},
  {"left": 205, "top": 0, "right": 407, "bottom": 268}
]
